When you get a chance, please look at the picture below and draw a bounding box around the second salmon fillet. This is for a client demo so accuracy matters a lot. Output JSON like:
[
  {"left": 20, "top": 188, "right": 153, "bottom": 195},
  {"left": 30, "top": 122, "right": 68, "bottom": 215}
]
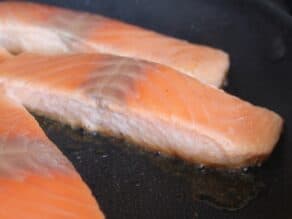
[
  {"left": 0, "top": 1, "right": 229, "bottom": 87},
  {"left": 0, "top": 91, "right": 105, "bottom": 219},
  {"left": 0, "top": 53, "right": 282, "bottom": 169}
]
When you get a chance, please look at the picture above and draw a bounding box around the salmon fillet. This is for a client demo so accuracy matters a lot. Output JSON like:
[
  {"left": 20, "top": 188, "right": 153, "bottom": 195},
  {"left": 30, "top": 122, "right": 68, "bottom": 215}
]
[
  {"left": 0, "top": 53, "right": 283, "bottom": 168},
  {"left": 0, "top": 92, "right": 105, "bottom": 218},
  {"left": 0, "top": 1, "right": 229, "bottom": 87}
]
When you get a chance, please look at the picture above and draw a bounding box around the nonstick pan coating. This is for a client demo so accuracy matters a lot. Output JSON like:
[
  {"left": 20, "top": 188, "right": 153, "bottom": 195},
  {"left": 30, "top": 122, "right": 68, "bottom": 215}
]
[{"left": 7, "top": 0, "right": 292, "bottom": 218}]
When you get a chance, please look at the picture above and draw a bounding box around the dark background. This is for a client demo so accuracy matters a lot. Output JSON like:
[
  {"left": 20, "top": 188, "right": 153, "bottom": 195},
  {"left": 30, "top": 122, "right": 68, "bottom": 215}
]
[{"left": 7, "top": 0, "right": 292, "bottom": 218}]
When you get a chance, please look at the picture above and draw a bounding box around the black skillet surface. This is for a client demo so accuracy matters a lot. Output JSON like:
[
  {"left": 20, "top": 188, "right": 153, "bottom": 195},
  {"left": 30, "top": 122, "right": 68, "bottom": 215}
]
[{"left": 21, "top": 0, "right": 292, "bottom": 218}]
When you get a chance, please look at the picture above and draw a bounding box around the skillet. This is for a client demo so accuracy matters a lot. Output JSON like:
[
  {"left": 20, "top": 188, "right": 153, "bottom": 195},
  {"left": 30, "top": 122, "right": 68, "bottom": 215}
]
[{"left": 8, "top": 0, "right": 292, "bottom": 218}]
